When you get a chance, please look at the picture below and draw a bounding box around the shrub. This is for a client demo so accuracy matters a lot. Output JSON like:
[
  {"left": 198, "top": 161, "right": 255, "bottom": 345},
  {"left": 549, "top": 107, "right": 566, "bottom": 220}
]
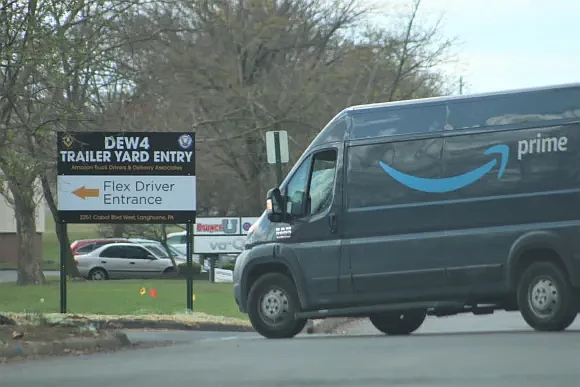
[
  {"left": 221, "top": 262, "right": 235, "bottom": 271},
  {"left": 177, "top": 262, "right": 202, "bottom": 276}
]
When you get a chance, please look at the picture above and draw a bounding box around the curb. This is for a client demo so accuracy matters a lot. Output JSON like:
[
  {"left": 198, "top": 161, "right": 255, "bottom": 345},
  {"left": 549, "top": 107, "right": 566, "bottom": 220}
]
[
  {"left": 0, "top": 331, "right": 130, "bottom": 360},
  {"left": 60, "top": 318, "right": 255, "bottom": 333},
  {"left": 304, "top": 318, "right": 359, "bottom": 334}
]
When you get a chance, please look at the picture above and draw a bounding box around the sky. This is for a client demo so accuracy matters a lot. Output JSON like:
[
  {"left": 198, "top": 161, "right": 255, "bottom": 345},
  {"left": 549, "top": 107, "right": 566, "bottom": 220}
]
[{"left": 368, "top": 0, "right": 580, "bottom": 95}]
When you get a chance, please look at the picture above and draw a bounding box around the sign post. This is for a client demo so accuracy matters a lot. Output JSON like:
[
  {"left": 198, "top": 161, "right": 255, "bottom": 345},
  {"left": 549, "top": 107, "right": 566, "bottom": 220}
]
[
  {"left": 59, "top": 222, "right": 67, "bottom": 313},
  {"left": 265, "top": 130, "right": 289, "bottom": 185},
  {"left": 56, "top": 131, "right": 196, "bottom": 313}
]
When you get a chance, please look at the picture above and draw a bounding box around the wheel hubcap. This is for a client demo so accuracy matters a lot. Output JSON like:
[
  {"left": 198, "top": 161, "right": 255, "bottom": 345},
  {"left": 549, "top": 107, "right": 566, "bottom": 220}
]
[
  {"left": 92, "top": 271, "right": 104, "bottom": 280},
  {"left": 259, "top": 288, "right": 289, "bottom": 324},
  {"left": 528, "top": 277, "right": 559, "bottom": 318}
]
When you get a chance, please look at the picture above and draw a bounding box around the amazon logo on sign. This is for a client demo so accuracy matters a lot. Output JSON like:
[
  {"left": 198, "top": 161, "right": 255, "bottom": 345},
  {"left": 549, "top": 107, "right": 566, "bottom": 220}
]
[{"left": 378, "top": 144, "right": 509, "bottom": 193}]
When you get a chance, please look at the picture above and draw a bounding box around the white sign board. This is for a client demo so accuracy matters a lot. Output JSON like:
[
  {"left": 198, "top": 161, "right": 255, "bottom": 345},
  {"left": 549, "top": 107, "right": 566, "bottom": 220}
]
[
  {"left": 195, "top": 235, "right": 246, "bottom": 254},
  {"left": 192, "top": 216, "right": 261, "bottom": 254},
  {"left": 265, "top": 130, "right": 289, "bottom": 164},
  {"left": 214, "top": 268, "right": 234, "bottom": 283},
  {"left": 241, "top": 217, "right": 260, "bottom": 235},
  {"left": 57, "top": 175, "right": 196, "bottom": 212},
  {"left": 57, "top": 132, "right": 196, "bottom": 224},
  {"left": 195, "top": 217, "right": 240, "bottom": 235}
]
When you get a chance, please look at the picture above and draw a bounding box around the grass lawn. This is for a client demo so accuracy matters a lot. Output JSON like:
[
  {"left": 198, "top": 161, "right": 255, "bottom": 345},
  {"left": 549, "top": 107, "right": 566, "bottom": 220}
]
[{"left": 0, "top": 279, "right": 246, "bottom": 319}]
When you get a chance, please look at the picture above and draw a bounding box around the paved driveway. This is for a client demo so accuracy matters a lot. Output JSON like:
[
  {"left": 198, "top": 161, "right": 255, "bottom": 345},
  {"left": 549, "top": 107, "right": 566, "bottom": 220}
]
[{"left": 2, "top": 312, "right": 579, "bottom": 387}]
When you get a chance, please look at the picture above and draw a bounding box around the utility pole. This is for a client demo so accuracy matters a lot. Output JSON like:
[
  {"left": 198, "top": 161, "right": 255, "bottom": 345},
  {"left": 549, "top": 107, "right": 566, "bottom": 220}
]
[{"left": 459, "top": 76, "right": 464, "bottom": 95}]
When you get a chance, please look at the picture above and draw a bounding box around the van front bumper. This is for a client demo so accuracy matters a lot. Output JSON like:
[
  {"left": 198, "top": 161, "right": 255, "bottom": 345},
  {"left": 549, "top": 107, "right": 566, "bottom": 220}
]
[
  {"left": 233, "top": 283, "right": 246, "bottom": 313},
  {"left": 233, "top": 249, "right": 249, "bottom": 313}
]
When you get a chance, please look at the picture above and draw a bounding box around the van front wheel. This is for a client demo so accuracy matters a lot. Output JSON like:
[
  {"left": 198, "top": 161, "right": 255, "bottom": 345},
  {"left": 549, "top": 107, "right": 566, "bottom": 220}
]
[
  {"left": 369, "top": 309, "right": 426, "bottom": 335},
  {"left": 247, "top": 273, "right": 307, "bottom": 339}
]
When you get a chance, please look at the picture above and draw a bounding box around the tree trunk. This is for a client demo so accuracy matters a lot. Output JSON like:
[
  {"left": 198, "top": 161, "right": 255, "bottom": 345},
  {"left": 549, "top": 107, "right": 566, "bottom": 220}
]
[
  {"left": 39, "top": 173, "right": 82, "bottom": 278},
  {"left": 10, "top": 181, "right": 46, "bottom": 285},
  {"left": 112, "top": 224, "right": 126, "bottom": 237},
  {"left": 53, "top": 220, "right": 82, "bottom": 278},
  {"left": 247, "top": 170, "right": 265, "bottom": 216}
]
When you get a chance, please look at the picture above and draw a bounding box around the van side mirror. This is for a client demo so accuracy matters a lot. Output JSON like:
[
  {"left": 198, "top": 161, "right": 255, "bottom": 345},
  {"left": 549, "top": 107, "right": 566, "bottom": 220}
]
[{"left": 266, "top": 187, "right": 284, "bottom": 223}]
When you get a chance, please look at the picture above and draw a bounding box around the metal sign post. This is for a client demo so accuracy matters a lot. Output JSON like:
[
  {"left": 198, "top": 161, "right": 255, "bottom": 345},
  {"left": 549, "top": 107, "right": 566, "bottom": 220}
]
[
  {"left": 56, "top": 131, "right": 196, "bottom": 314},
  {"left": 59, "top": 222, "right": 67, "bottom": 313},
  {"left": 186, "top": 222, "right": 194, "bottom": 311},
  {"left": 266, "top": 130, "right": 289, "bottom": 185}
]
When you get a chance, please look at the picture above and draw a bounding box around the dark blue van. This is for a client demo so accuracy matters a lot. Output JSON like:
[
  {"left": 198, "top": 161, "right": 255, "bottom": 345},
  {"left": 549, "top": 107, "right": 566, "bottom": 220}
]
[{"left": 233, "top": 83, "right": 580, "bottom": 339}]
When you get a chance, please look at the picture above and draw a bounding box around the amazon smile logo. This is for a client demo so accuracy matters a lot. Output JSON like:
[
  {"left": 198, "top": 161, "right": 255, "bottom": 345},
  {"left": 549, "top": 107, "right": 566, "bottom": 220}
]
[{"left": 378, "top": 144, "right": 510, "bottom": 193}]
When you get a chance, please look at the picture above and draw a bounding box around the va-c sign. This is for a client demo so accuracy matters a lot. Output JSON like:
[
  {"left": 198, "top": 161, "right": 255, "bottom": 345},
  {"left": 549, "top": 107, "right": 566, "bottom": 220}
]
[{"left": 194, "top": 236, "right": 246, "bottom": 254}]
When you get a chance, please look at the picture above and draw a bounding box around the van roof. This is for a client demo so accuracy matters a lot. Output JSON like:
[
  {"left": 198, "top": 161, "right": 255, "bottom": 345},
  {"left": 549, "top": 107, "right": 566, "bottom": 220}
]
[
  {"left": 344, "top": 82, "right": 580, "bottom": 114},
  {"left": 306, "top": 82, "right": 580, "bottom": 149}
]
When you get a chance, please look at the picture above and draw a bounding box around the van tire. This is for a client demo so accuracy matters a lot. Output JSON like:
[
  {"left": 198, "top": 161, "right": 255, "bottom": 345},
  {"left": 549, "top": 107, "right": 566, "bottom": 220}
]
[
  {"left": 517, "top": 261, "right": 578, "bottom": 331},
  {"left": 247, "top": 273, "right": 307, "bottom": 339},
  {"left": 369, "top": 309, "right": 426, "bottom": 335}
]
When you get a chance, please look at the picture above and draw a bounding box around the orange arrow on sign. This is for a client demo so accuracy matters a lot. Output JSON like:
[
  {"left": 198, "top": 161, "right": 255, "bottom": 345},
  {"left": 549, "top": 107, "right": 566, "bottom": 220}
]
[{"left": 73, "top": 186, "right": 100, "bottom": 199}]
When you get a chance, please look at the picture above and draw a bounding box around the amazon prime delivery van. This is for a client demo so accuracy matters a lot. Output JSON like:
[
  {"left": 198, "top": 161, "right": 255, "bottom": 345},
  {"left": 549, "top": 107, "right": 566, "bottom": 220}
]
[{"left": 233, "top": 83, "right": 580, "bottom": 339}]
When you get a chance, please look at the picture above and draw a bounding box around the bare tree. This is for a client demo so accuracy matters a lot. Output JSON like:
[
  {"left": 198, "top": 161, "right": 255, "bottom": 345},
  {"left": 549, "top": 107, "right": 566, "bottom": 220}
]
[
  {"left": 77, "top": 0, "right": 458, "bottom": 219},
  {"left": 0, "top": 0, "right": 150, "bottom": 283}
]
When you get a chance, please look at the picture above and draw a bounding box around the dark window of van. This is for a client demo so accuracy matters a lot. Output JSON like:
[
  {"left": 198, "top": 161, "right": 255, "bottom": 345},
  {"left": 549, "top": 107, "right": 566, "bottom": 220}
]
[
  {"left": 310, "top": 116, "right": 348, "bottom": 148},
  {"left": 351, "top": 105, "right": 445, "bottom": 139},
  {"left": 447, "top": 87, "right": 580, "bottom": 130},
  {"left": 284, "top": 157, "right": 312, "bottom": 219},
  {"left": 307, "top": 149, "right": 338, "bottom": 216}
]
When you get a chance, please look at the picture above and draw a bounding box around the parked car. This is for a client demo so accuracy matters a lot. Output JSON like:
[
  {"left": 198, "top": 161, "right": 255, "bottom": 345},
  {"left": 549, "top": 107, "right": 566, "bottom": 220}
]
[
  {"left": 70, "top": 238, "right": 128, "bottom": 255},
  {"left": 75, "top": 242, "right": 177, "bottom": 280}
]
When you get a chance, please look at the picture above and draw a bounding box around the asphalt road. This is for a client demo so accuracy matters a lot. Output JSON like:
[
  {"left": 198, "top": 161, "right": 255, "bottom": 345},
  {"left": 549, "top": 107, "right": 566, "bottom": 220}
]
[
  {"left": 2, "top": 311, "right": 580, "bottom": 387},
  {"left": 0, "top": 270, "right": 59, "bottom": 283}
]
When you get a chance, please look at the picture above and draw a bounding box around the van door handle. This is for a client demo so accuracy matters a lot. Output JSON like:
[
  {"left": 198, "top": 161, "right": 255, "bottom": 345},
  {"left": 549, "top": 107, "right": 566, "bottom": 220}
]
[
  {"left": 328, "top": 212, "right": 338, "bottom": 234},
  {"left": 129, "top": 262, "right": 135, "bottom": 265}
]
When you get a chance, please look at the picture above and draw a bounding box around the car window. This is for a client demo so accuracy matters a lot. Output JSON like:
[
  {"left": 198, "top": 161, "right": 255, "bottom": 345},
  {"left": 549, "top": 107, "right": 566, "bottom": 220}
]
[
  {"left": 99, "top": 245, "right": 126, "bottom": 258},
  {"left": 308, "top": 149, "right": 338, "bottom": 215},
  {"left": 123, "top": 246, "right": 151, "bottom": 260},
  {"left": 284, "top": 156, "right": 312, "bottom": 218},
  {"left": 76, "top": 244, "right": 95, "bottom": 254}
]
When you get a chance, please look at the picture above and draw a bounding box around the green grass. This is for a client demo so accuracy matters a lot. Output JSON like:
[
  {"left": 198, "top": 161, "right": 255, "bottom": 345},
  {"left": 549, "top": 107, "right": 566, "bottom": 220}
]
[{"left": 0, "top": 279, "right": 245, "bottom": 319}]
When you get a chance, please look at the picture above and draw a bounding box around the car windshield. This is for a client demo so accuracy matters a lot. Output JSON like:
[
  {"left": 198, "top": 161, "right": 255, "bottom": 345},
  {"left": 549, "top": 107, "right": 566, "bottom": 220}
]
[
  {"left": 144, "top": 244, "right": 168, "bottom": 258},
  {"left": 168, "top": 245, "right": 183, "bottom": 256}
]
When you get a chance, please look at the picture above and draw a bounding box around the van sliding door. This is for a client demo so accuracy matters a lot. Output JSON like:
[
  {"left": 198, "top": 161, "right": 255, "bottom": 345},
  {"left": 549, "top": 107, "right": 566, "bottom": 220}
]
[{"left": 343, "top": 135, "right": 448, "bottom": 303}]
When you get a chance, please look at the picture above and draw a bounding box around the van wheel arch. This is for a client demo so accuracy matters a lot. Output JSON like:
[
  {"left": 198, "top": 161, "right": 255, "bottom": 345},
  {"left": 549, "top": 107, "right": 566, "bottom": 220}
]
[
  {"left": 510, "top": 248, "right": 571, "bottom": 291},
  {"left": 508, "top": 231, "right": 577, "bottom": 289},
  {"left": 244, "top": 262, "right": 305, "bottom": 309}
]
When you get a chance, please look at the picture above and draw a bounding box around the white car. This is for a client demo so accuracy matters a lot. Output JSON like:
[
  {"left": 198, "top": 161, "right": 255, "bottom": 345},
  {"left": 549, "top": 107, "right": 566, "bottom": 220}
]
[
  {"left": 127, "top": 238, "right": 187, "bottom": 262},
  {"left": 165, "top": 231, "right": 188, "bottom": 254},
  {"left": 75, "top": 242, "right": 178, "bottom": 280},
  {"left": 165, "top": 231, "right": 203, "bottom": 263}
]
